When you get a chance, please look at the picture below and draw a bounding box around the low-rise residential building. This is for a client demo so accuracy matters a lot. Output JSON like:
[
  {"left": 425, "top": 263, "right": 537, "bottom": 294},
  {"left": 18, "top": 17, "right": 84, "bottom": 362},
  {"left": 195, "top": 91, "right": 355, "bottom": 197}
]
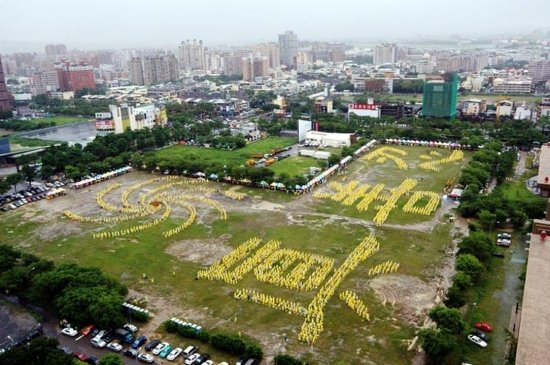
[
  {"left": 496, "top": 100, "right": 514, "bottom": 119},
  {"left": 229, "top": 121, "right": 261, "bottom": 141},
  {"left": 95, "top": 103, "right": 168, "bottom": 134},
  {"left": 540, "top": 97, "right": 550, "bottom": 117},
  {"left": 462, "top": 98, "right": 485, "bottom": 116},
  {"left": 493, "top": 77, "right": 532, "bottom": 94}
]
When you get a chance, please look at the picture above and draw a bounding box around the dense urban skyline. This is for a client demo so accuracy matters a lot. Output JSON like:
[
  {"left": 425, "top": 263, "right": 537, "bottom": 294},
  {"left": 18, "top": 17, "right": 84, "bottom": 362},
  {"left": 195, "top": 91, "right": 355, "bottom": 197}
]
[{"left": 2, "top": 0, "right": 550, "bottom": 52}]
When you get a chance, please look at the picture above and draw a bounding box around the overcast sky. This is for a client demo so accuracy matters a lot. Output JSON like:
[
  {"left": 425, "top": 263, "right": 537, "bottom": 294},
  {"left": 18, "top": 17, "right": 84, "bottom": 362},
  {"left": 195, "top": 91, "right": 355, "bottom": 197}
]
[{"left": 2, "top": 0, "right": 550, "bottom": 51}]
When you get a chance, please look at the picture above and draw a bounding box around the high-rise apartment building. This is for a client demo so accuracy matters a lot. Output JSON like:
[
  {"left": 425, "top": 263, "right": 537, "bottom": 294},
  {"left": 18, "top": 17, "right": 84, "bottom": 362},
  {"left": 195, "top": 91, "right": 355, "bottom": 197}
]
[
  {"left": 55, "top": 62, "right": 96, "bottom": 92},
  {"left": 252, "top": 43, "right": 280, "bottom": 69},
  {"left": 129, "top": 57, "right": 144, "bottom": 85},
  {"left": 45, "top": 44, "right": 68, "bottom": 57},
  {"left": 278, "top": 31, "right": 298, "bottom": 67},
  {"left": 0, "top": 56, "right": 11, "bottom": 112},
  {"left": 242, "top": 56, "right": 268, "bottom": 81},
  {"left": 529, "top": 59, "right": 550, "bottom": 84},
  {"left": 374, "top": 43, "right": 398, "bottom": 65},
  {"left": 143, "top": 54, "right": 178, "bottom": 85},
  {"left": 422, "top": 73, "right": 458, "bottom": 118},
  {"left": 178, "top": 39, "right": 207, "bottom": 71},
  {"left": 223, "top": 52, "right": 247, "bottom": 76},
  {"left": 32, "top": 69, "right": 60, "bottom": 95},
  {"left": 143, "top": 54, "right": 179, "bottom": 85}
]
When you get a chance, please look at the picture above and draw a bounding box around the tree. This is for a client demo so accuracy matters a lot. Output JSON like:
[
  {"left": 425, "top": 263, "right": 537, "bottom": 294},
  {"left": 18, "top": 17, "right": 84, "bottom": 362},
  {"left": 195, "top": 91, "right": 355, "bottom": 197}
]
[
  {"left": 458, "top": 231, "right": 493, "bottom": 262},
  {"left": 0, "top": 178, "right": 10, "bottom": 195},
  {"left": 274, "top": 354, "right": 303, "bottom": 365},
  {"left": 477, "top": 209, "right": 497, "bottom": 231},
  {"left": 452, "top": 271, "right": 473, "bottom": 290},
  {"left": 428, "top": 306, "right": 466, "bottom": 334},
  {"left": 64, "top": 165, "right": 82, "bottom": 180},
  {"left": 444, "top": 283, "right": 466, "bottom": 308},
  {"left": 6, "top": 173, "right": 23, "bottom": 193},
  {"left": 21, "top": 164, "right": 37, "bottom": 187},
  {"left": 54, "top": 286, "right": 124, "bottom": 328},
  {"left": 99, "top": 353, "right": 124, "bottom": 365},
  {"left": 418, "top": 328, "right": 457, "bottom": 364},
  {"left": 456, "top": 254, "right": 485, "bottom": 282}
]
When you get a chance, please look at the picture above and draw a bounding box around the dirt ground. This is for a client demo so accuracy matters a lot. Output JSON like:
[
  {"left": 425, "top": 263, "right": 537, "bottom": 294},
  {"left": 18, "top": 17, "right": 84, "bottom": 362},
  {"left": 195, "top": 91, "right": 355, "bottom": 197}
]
[{"left": 6, "top": 169, "right": 465, "bottom": 363}]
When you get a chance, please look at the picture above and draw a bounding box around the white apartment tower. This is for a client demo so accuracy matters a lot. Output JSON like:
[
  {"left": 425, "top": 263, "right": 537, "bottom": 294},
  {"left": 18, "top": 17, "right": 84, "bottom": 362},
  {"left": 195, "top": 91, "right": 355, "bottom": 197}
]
[
  {"left": 374, "top": 43, "right": 398, "bottom": 65},
  {"left": 278, "top": 31, "right": 298, "bottom": 67},
  {"left": 178, "top": 39, "right": 207, "bottom": 71}
]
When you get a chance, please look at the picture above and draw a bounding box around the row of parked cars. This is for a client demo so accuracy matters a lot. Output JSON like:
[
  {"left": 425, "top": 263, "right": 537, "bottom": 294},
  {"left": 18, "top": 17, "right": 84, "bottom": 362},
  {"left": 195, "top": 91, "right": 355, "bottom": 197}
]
[
  {"left": 61, "top": 321, "right": 252, "bottom": 365},
  {"left": 467, "top": 322, "right": 493, "bottom": 348},
  {"left": 0, "top": 185, "right": 50, "bottom": 211}
]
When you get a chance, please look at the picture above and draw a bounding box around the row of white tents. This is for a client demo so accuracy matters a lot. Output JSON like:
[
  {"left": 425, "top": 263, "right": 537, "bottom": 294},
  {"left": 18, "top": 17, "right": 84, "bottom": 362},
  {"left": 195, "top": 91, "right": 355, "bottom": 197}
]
[
  {"left": 70, "top": 166, "right": 133, "bottom": 189},
  {"left": 384, "top": 139, "right": 472, "bottom": 150}
]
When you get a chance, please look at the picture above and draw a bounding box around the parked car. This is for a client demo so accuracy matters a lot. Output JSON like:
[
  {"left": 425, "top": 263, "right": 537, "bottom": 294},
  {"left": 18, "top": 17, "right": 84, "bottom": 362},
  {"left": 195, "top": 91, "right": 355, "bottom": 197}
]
[
  {"left": 87, "top": 355, "right": 100, "bottom": 365},
  {"left": 152, "top": 342, "right": 169, "bottom": 355},
  {"left": 194, "top": 353, "right": 209, "bottom": 364},
  {"left": 498, "top": 233, "right": 512, "bottom": 240},
  {"left": 202, "top": 361, "right": 214, "bottom": 365},
  {"left": 102, "top": 330, "right": 115, "bottom": 343},
  {"left": 80, "top": 325, "right": 94, "bottom": 336},
  {"left": 159, "top": 344, "right": 173, "bottom": 359},
  {"left": 123, "top": 323, "right": 138, "bottom": 333},
  {"left": 137, "top": 352, "right": 155, "bottom": 364},
  {"left": 73, "top": 351, "right": 89, "bottom": 362},
  {"left": 167, "top": 347, "right": 183, "bottom": 361},
  {"left": 90, "top": 337, "right": 107, "bottom": 349},
  {"left": 492, "top": 252, "right": 505, "bottom": 258},
  {"left": 124, "top": 348, "right": 139, "bottom": 358},
  {"left": 496, "top": 239, "right": 511, "bottom": 247},
  {"left": 132, "top": 335, "right": 147, "bottom": 350},
  {"left": 107, "top": 341, "right": 123, "bottom": 352},
  {"left": 472, "top": 330, "right": 490, "bottom": 342},
  {"left": 467, "top": 334, "right": 488, "bottom": 348},
  {"left": 182, "top": 345, "right": 197, "bottom": 358},
  {"left": 61, "top": 327, "right": 78, "bottom": 337},
  {"left": 474, "top": 322, "right": 493, "bottom": 332},
  {"left": 185, "top": 353, "right": 200, "bottom": 365},
  {"left": 144, "top": 339, "right": 161, "bottom": 352}
]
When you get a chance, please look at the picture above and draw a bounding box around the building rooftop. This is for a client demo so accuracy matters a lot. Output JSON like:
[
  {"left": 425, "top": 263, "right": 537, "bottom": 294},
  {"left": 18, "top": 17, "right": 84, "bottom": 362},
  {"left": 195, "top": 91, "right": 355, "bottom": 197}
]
[
  {"left": 537, "top": 144, "right": 550, "bottom": 187},
  {"left": 516, "top": 228, "right": 550, "bottom": 365}
]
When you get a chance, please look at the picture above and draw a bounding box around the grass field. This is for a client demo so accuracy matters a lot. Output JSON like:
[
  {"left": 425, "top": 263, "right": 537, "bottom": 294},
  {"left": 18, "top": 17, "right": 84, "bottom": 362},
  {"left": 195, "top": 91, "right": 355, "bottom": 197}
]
[
  {"left": 33, "top": 116, "right": 90, "bottom": 125},
  {"left": 312, "top": 145, "right": 470, "bottom": 225},
  {"left": 156, "top": 137, "right": 297, "bottom": 168},
  {"left": 268, "top": 156, "right": 321, "bottom": 177},
  {"left": 0, "top": 144, "right": 470, "bottom": 364}
]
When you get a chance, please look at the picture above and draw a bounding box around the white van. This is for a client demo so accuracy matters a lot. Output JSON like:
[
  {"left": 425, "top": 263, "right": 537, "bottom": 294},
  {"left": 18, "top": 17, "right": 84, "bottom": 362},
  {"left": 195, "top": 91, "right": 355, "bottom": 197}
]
[{"left": 182, "top": 345, "right": 197, "bottom": 358}]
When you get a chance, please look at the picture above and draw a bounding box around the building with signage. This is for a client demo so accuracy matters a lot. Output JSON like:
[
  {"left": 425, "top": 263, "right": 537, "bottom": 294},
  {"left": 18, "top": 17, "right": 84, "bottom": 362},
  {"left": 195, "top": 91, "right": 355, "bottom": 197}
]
[
  {"left": 95, "top": 104, "right": 168, "bottom": 135},
  {"left": 305, "top": 131, "right": 355, "bottom": 148},
  {"left": 422, "top": 73, "right": 458, "bottom": 118},
  {"left": 348, "top": 101, "right": 381, "bottom": 119}
]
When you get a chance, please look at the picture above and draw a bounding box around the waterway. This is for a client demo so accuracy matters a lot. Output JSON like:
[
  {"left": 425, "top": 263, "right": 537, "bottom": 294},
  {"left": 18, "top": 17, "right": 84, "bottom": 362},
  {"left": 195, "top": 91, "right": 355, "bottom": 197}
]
[{"left": 20, "top": 121, "right": 97, "bottom": 146}]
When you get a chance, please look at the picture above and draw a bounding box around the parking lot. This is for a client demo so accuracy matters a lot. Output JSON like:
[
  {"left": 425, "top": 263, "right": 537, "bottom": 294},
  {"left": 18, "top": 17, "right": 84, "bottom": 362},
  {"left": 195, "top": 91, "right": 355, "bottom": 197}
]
[{"left": 0, "top": 300, "right": 40, "bottom": 353}]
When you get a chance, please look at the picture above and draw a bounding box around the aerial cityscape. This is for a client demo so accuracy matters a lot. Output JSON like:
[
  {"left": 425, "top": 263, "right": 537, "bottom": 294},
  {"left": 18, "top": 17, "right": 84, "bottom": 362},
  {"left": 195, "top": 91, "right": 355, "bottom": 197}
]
[{"left": 1, "top": 1, "right": 550, "bottom": 365}]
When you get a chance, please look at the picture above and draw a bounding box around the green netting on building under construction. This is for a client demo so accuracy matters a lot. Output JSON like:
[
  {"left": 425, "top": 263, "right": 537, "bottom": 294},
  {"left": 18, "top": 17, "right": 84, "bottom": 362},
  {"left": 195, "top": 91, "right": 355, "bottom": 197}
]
[{"left": 422, "top": 74, "right": 458, "bottom": 118}]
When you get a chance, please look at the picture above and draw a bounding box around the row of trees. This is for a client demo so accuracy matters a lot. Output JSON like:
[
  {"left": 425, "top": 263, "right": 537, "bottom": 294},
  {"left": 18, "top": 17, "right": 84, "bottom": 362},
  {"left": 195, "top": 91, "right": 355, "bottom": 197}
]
[
  {"left": 0, "top": 245, "right": 128, "bottom": 329},
  {"left": 164, "top": 321, "right": 263, "bottom": 359}
]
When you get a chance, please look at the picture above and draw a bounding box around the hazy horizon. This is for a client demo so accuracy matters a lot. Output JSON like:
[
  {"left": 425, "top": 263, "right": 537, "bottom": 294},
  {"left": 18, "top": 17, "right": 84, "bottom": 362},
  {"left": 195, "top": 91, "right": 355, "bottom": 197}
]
[{"left": 2, "top": 0, "right": 550, "bottom": 52}]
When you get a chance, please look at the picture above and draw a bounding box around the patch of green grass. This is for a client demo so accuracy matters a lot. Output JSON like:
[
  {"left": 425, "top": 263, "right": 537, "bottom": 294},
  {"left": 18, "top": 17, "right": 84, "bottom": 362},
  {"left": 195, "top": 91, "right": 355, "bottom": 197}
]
[
  {"left": 9, "top": 135, "right": 62, "bottom": 148},
  {"left": 268, "top": 156, "right": 321, "bottom": 177},
  {"left": 34, "top": 116, "right": 89, "bottom": 126},
  {"left": 155, "top": 137, "right": 297, "bottom": 167}
]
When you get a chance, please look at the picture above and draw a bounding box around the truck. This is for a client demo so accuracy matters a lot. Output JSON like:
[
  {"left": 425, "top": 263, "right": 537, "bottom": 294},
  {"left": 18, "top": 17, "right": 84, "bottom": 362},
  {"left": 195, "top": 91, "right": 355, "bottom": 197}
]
[
  {"left": 114, "top": 328, "right": 135, "bottom": 344},
  {"left": 265, "top": 158, "right": 276, "bottom": 166}
]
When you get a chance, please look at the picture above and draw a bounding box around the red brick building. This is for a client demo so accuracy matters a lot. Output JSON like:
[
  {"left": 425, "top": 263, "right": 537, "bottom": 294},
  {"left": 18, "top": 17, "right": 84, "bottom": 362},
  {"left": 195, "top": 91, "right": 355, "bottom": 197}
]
[
  {"left": 0, "top": 55, "right": 11, "bottom": 112},
  {"left": 55, "top": 62, "right": 95, "bottom": 92}
]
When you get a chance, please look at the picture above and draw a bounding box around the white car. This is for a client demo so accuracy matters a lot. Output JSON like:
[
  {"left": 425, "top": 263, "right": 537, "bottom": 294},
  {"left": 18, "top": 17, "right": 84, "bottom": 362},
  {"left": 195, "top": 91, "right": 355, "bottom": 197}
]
[
  {"left": 167, "top": 347, "right": 183, "bottom": 361},
  {"left": 152, "top": 342, "right": 169, "bottom": 355},
  {"left": 107, "top": 341, "right": 123, "bottom": 352},
  {"left": 137, "top": 353, "right": 154, "bottom": 363},
  {"left": 91, "top": 337, "right": 107, "bottom": 349},
  {"left": 467, "top": 334, "right": 488, "bottom": 348},
  {"left": 185, "top": 353, "right": 200, "bottom": 365},
  {"left": 123, "top": 323, "right": 138, "bottom": 333},
  {"left": 203, "top": 361, "right": 214, "bottom": 365},
  {"left": 218, "top": 362, "right": 229, "bottom": 365},
  {"left": 61, "top": 327, "right": 78, "bottom": 337},
  {"left": 498, "top": 233, "right": 512, "bottom": 240}
]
